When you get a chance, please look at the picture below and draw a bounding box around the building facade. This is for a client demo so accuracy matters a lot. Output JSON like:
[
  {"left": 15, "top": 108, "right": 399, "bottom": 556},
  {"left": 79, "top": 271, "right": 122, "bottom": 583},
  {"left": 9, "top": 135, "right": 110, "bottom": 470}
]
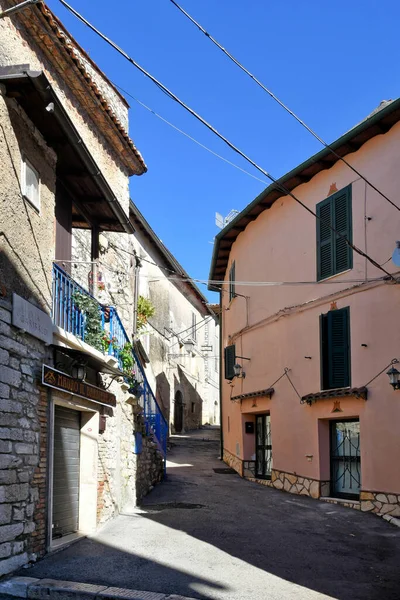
[
  {"left": 0, "top": 1, "right": 165, "bottom": 576},
  {"left": 129, "top": 203, "right": 220, "bottom": 433},
  {"left": 210, "top": 99, "right": 400, "bottom": 519}
]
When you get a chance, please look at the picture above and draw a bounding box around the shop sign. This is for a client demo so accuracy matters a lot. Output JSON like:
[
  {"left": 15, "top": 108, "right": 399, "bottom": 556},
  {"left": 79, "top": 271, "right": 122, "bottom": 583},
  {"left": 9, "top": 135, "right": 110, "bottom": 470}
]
[
  {"left": 12, "top": 293, "right": 52, "bottom": 344},
  {"left": 42, "top": 365, "right": 116, "bottom": 408}
]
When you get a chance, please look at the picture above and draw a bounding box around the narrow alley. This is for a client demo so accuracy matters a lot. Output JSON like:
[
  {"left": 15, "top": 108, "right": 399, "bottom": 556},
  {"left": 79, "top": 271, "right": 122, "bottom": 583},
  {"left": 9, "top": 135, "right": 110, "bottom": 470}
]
[{"left": 18, "top": 428, "right": 400, "bottom": 600}]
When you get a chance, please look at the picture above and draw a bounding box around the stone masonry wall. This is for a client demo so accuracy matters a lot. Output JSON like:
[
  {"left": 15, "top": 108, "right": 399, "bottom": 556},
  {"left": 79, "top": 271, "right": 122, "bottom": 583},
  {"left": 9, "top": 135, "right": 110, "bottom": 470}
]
[
  {"left": 223, "top": 449, "right": 243, "bottom": 476},
  {"left": 135, "top": 416, "right": 164, "bottom": 504},
  {"left": 0, "top": 298, "right": 52, "bottom": 576}
]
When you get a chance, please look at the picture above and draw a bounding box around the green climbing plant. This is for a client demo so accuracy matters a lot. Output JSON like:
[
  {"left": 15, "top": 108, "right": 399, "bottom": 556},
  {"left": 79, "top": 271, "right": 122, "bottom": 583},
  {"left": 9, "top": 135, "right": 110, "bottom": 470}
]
[
  {"left": 137, "top": 295, "right": 155, "bottom": 332},
  {"left": 72, "top": 291, "right": 103, "bottom": 352}
]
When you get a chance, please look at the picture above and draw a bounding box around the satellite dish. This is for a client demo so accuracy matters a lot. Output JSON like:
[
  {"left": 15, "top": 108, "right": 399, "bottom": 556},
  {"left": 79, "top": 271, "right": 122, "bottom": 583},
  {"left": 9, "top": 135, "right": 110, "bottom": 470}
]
[
  {"left": 215, "top": 212, "right": 224, "bottom": 229},
  {"left": 392, "top": 241, "right": 400, "bottom": 267}
]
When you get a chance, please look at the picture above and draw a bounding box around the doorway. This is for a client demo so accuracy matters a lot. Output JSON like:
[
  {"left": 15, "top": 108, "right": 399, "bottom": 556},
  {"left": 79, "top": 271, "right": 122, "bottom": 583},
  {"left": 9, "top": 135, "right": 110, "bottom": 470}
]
[
  {"left": 255, "top": 414, "right": 272, "bottom": 479},
  {"left": 174, "top": 391, "right": 183, "bottom": 433},
  {"left": 52, "top": 405, "right": 80, "bottom": 538},
  {"left": 330, "top": 420, "right": 361, "bottom": 499}
]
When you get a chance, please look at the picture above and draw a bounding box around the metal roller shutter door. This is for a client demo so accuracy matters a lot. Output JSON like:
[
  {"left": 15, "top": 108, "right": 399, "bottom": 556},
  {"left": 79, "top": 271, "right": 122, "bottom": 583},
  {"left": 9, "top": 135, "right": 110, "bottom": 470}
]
[{"left": 52, "top": 405, "right": 80, "bottom": 538}]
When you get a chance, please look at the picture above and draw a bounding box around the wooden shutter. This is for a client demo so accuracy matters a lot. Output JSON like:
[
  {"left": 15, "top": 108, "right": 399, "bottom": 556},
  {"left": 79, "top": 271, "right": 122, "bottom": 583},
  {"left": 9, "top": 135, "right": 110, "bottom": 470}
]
[
  {"left": 327, "top": 308, "right": 350, "bottom": 389},
  {"left": 334, "top": 187, "right": 352, "bottom": 274},
  {"left": 224, "top": 344, "right": 236, "bottom": 380},
  {"left": 317, "top": 198, "right": 333, "bottom": 280},
  {"left": 317, "top": 186, "right": 352, "bottom": 280}
]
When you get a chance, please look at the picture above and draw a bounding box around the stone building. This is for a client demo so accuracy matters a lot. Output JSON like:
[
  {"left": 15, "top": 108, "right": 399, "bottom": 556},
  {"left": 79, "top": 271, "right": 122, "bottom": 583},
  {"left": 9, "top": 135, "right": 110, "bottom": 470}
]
[
  {"left": 129, "top": 202, "right": 220, "bottom": 433},
  {"left": 0, "top": 0, "right": 165, "bottom": 577},
  {"left": 210, "top": 99, "right": 400, "bottom": 521}
]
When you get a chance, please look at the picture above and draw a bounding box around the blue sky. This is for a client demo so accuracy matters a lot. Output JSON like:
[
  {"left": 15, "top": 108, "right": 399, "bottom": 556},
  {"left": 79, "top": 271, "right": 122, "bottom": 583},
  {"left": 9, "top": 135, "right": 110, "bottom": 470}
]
[{"left": 47, "top": 0, "right": 399, "bottom": 301}]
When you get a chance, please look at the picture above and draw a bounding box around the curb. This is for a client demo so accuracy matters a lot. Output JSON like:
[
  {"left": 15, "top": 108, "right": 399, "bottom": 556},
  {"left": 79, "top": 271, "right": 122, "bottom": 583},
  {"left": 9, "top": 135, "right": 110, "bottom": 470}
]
[
  {"left": 0, "top": 577, "right": 196, "bottom": 600},
  {"left": 381, "top": 514, "right": 400, "bottom": 528}
]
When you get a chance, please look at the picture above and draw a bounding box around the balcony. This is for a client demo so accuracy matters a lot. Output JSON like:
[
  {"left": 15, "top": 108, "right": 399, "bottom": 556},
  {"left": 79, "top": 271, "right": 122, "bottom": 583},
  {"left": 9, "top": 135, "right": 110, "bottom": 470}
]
[{"left": 52, "top": 263, "right": 167, "bottom": 459}]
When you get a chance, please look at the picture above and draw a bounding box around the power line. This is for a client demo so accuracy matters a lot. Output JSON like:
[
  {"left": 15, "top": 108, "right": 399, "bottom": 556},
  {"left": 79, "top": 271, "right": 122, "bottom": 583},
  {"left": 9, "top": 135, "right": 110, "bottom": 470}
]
[
  {"left": 57, "top": 0, "right": 396, "bottom": 282},
  {"left": 112, "top": 82, "right": 268, "bottom": 185},
  {"left": 168, "top": 0, "right": 400, "bottom": 214}
]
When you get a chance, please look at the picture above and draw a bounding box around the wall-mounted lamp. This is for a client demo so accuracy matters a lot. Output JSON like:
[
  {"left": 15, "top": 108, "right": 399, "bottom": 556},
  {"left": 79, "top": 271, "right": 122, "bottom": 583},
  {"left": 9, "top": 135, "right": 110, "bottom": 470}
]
[
  {"left": 387, "top": 362, "right": 400, "bottom": 390},
  {"left": 183, "top": 339, "right": 195, "bottom": 354},
  {"left": 234, "top": 363, "right": 246, "bottom": 378},
  {"left": 71, "top": 358, "right": 87, "bottom": 381}
]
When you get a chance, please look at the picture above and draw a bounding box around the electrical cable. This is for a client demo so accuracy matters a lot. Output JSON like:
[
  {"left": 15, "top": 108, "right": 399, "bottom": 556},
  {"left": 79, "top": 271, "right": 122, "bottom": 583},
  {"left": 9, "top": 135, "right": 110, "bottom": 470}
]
[
  {"left": 112, "top": 82, "right": 268, "bottom": 185},
  {"left": 56, "top": 0, "right": 395, "bottom": 282},
  {"left": 168, "top": 0, "right": 400, "bottom": 213}
]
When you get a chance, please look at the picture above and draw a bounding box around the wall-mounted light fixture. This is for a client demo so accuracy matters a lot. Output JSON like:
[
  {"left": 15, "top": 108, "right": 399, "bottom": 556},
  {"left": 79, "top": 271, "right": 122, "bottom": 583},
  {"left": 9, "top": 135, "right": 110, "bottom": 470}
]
[
  {"left": 71, "top": 358, "right": 87, "bottom": 381},
  {"left": 234, "top": 363, "right": 246, "bottom": 378},
  {"left": 183, "top": 339, "right": 195, "bottom": 354},
  {"left": 387, "top": 360, "right": 400, "bottom": 390}
]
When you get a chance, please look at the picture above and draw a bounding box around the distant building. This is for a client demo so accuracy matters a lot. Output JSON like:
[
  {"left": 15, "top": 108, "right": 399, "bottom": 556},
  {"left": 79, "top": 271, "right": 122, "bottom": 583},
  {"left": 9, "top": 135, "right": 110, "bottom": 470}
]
[
  {"left": 129, "top": 202, "right": 220, "bottom": 433},
  {"left": 210, "top": 99, "right": 400, "bottom": 519}
]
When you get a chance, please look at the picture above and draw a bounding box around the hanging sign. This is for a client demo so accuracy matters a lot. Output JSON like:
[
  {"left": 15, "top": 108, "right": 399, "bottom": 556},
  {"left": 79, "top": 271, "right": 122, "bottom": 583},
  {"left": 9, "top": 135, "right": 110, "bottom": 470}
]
[{"left": 42, "top": 365, "right": 116, "bottom": 408}]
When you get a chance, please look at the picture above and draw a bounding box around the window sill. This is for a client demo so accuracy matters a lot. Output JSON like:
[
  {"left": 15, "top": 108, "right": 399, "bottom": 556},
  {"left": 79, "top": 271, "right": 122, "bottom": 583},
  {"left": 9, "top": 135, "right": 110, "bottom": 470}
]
[{"left": 317, "top": 269, "right": 353, "bottom": 283}]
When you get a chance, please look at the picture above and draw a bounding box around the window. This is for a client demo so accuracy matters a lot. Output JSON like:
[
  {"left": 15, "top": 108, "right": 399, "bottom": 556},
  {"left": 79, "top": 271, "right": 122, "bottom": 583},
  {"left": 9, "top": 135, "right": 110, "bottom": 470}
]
[
  {"left": 21, "top": 157, "right": 40, "bottom": 211},
  {"left": 191, "top": 312, "right": 197, "bottom": 341},
  {"left": 320, "top": 307, "right": 350, "bottom": 390},
  {"left": 191, "top": 402, "right": 195, "bottom": 413},
  {"left": 316, "top": 186, "right": 352, "bottom": 281},
  {"left": 229, "top": 261, "right": 236, "bottom": 301},
  {"left": 224, "top": 344, "right": 236, "bottom": 380}
]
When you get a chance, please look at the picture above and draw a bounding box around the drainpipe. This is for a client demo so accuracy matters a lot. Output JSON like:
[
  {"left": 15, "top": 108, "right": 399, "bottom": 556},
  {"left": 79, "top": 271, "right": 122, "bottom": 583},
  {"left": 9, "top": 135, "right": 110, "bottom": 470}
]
[
  {"left": 219, "top": 289, "right": 223, "bottom": 461},
  {"left": 133, "top": 252, "right": 141, "bottom": 337}
]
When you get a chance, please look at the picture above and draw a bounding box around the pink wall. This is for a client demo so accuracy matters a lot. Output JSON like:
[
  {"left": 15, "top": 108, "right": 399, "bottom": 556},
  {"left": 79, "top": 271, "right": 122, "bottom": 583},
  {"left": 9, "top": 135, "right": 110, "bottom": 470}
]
[{"left": 221, "top": 121, "right": 400, "bottom": 495}]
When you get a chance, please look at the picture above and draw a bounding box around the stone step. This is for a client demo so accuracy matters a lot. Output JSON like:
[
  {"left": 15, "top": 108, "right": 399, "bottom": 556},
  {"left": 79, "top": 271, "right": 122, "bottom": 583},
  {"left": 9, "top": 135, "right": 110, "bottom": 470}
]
[{"left": 0, "top": 577, "right": 195, "bottom": 600}]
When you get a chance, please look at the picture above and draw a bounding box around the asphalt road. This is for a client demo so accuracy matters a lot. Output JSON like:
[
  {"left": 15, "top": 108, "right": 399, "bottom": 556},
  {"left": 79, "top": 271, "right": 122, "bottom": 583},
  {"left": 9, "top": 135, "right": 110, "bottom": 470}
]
[{"left": 21, "top": 428, "right": 400, "bottom": 600}]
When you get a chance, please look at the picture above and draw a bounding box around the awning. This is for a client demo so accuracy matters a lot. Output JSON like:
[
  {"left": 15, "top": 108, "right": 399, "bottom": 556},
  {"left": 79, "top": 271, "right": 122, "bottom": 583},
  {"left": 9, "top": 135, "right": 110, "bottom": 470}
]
[{"left": 0, "top": 68, "right": 134, "bottom": 234}]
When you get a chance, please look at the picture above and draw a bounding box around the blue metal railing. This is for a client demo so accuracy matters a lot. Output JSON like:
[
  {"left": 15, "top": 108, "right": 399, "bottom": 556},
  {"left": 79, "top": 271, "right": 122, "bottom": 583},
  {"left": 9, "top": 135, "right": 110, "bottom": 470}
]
[
  {"left": 52, "top": 263, "right": 168, "bottom": 462},
  {"left": 132, "top": 347, "right": 169, "bottom": 462}
]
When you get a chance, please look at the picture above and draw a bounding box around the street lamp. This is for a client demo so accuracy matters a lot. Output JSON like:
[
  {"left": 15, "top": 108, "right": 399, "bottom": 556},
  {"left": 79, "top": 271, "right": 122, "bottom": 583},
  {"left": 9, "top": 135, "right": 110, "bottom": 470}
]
[
  {"left": 387, "top": 365, "right": 400, "bottom": 390},
  {"left": 234, "top": 363, "right": 246, "bottom": 379},
  {"left": 71, "top": 359, "right": 87, "bottom": 381}
]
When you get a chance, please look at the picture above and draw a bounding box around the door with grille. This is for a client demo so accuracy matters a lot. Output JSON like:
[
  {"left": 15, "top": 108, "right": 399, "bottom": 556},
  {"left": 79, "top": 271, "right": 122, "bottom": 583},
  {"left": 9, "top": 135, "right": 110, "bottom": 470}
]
[
  {"left": 330, "top": 420, "right": 360, "bottom": 499},
  {"left": 255, "top": 414, "right": 272, "bottom": 479}
]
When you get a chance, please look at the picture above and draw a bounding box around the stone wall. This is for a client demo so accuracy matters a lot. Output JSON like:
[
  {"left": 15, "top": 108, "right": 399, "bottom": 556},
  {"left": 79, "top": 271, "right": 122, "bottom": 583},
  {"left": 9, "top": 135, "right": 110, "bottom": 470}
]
[
  {"left": 0, "top": 298, "right": 52, "bottom": 576},
  {"left": 223, "top": 448, "right": 243, "bottom": 476},
  {"left": 360, "top": 491, "right": 400, "bottom": 518},
  {"left": 135, "top": 417, "right": 164, "bottom": 504}
]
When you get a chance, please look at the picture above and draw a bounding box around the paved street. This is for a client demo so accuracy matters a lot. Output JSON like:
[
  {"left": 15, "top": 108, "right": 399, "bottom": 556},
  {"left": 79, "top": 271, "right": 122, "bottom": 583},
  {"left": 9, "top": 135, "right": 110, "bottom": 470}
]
[{"left": 21, "top": 428, "right": 400, "bottom": 600}]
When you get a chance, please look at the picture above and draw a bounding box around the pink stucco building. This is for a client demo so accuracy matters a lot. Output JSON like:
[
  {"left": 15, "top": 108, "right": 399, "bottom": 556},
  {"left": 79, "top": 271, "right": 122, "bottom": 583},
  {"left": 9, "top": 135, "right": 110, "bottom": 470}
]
[{"left": 210, "top": 99, "right": 400, "bottom": 518}]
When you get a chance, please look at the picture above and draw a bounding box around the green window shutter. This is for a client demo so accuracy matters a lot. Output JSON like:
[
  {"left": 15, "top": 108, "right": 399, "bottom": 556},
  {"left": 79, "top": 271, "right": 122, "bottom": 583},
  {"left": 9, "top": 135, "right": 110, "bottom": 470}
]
[
  {"left": 317, "top": 198, "right": 334, "bottom": 280},
  {"left": 327, "top": 308, "right": 350, "bottom": 389},
  {"left": 334, "top": 186, "right": 352, "bottom": 274},
  {"left": 317, "top": 186, "right": 352, "bottom": 280},
  {"left": 224, "top": 344, "right": 236, "bottom": 380}
]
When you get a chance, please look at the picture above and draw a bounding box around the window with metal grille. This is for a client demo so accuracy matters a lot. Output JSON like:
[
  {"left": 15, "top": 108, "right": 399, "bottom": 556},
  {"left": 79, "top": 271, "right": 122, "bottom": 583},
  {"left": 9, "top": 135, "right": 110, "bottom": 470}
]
[
  {"left": 320, "top": 307, "right": 350, "bottom": 390},
  {"left": 229, "top": 261, "right": 236, "bottom": 301},
  {"left": 224, "top": 344, "right": 236, "bottom": 380},
  {"left": 316, "top": 186, "right": 352, "bottom": 281}
]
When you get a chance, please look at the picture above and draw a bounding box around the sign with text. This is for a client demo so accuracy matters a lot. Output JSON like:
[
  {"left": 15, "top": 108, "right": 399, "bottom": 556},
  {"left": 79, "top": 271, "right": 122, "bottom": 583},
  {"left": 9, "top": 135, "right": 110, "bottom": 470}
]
[
  {"left": 12, "top": 293, "right": 52, "bottom": 345},
  {"left": 42, "top": 365, "right": 116, "bottom": 408}
]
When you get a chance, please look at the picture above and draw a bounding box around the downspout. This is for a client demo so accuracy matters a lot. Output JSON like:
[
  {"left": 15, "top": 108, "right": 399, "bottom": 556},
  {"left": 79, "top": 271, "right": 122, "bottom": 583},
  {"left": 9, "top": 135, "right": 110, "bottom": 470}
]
[
  {"left": 133, "top": 252, "right": 141, "bottom": 337},
  {"left": 219, "top": 289, "right": 223, "bottom": 461}
]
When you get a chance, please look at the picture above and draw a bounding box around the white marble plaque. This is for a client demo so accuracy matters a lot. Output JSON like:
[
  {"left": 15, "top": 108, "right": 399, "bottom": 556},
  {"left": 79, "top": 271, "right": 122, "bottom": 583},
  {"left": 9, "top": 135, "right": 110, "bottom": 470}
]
[{"left": 12, "top": 293, "right": 52, "bottom": 345}]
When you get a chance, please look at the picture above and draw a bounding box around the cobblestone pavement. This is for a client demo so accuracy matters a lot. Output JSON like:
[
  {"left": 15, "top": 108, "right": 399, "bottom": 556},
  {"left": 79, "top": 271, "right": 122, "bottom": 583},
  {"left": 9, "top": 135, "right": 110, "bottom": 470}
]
[{"left": 20, "top": 427, "right": 400, "bottom": 600}]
